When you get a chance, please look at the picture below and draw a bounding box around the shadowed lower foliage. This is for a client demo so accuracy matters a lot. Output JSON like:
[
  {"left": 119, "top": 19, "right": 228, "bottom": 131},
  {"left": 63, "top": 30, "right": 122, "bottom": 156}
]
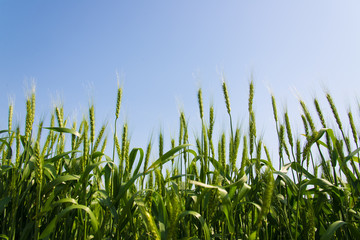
[{"left": 0, "top": 81, "right": 360, "bottom": 240}]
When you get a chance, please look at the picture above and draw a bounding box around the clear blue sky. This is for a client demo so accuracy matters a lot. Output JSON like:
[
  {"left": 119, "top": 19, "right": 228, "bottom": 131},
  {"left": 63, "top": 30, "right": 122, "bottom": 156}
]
[{"left": 1, "top": 1, "right": 360, "bottom": 162}]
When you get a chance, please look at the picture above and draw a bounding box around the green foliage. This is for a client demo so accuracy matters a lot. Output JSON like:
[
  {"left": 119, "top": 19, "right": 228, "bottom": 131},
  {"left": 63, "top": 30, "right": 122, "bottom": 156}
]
[{"left": 0, "top": 82, "right": 359, "bottom": 239}]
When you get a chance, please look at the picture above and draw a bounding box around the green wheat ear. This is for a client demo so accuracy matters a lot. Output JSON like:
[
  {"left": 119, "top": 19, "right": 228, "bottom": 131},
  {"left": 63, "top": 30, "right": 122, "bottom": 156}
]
[
  {"left": 208, "top": 105, "right": 214, "bottom": 139},
  {"left": 143, "top": 140, "right": 152, "bottom": 173},
  {"left": 230, "top": 128, "right": 240, "bottom": 174},
  {"left": 34, "top": 141, "right": 43, "bottom": 186},
  {"left": 257, "top": 167, "right": 274, "bottom": 228},
  {"left": 314, "top": 98, "right": 327, "bottom": 127},
  {"left": 300, "top": 100, "right": 316, "bottom": 133},
  {"left": 197, "top": 88, "right": 204, "bottom": 120},
  {"left": 263, "top": 144, "right": 272, "bottom": 165},
  {"left": 239, "top": 135, "right": 248, "bottom": 177},
  {"left": 296, "top": 139, "right": 301, "bottom": 164},
  {"left": 159, "top": 130, "right": 163, "bottom": 158},
  {"left": 284, "top": 112, "right": 293, "bottom": 147},
  {"left": 249, "top": 110, "right": 256, "bottom": 156},
  {"left": 55, "top": 106, "right": 63, "bottom": 128},
  {"left": 121, "top": 123, "right": 128, "bottom": 162},
  {"left": 89, "top": 104, "right": 95, "bottom": 144},
  {"left": 179, "top": 111, "right": 186, "bottom": 145},
  {"left": 196, "top": 137, "right": 201, "bottom": 155},
  {"left": 100, "top": 136, "right": 107, "bottom": 154},
  {"left": 255, "top": 139, "right": 262, "bottom": 174},
  {"left": 114, "top": 134, "right": 121, "bottom": 161},
  {"left": 93, "top": 124, "right": 106, "bottom": 152},
  {"left": 115, "top": 87, "right": 123, "bottom": 119},
  {"left": 271, "top": 94, "right": 278, "bottom": 123},
  {"left": 208, "top": 105, "right": 215, "bottom": 157},
  {"left": 8, "top": 101, "right": 13, "bottom": 133},
  {"left": 278, "top": 124, "right": 285, "bottom": 161},
  {"left": 219, "top": 132, "right": 226, "bottom": 169},
  {"left": 348, "top": 111, "right": 358, "bottom": 145},
  {"left": 35, "top": 120, "right": 43, "bottom": 145},
  {"left": 301, "top": 114, "right": 309, "bottom": 137},
  {"left": 222, "top": 78, "right": 231, "bottom": 115},
  {"left": 326, "top": 93, "right": 343, "bottom": 131},
  {"left": 25, "top": 94, "right": 35, "bottom": 141},
  {"left": 248, "top": 79, "right": 254, "bottom": 114},
  {"left": 248, "top": 81, "right": 256, "bottom": 156}
]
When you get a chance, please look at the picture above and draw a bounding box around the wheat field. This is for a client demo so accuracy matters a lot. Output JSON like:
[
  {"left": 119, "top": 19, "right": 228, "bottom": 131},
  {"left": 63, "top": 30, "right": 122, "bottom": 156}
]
[{"left": 0, "top": 81, "right": 359, "bottom": 239}]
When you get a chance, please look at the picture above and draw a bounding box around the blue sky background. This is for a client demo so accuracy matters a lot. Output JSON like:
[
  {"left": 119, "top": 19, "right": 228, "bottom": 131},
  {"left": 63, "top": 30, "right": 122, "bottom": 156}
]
[{"left": 1, "top": 1, "right": 360, "bottom": 163}]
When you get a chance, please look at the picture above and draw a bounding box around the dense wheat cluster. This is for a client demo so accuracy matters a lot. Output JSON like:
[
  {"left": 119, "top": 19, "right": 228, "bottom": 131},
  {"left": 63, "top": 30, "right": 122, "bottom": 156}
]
[{"left": 0, "top": 81, "right": 360, "bottom": 239}]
